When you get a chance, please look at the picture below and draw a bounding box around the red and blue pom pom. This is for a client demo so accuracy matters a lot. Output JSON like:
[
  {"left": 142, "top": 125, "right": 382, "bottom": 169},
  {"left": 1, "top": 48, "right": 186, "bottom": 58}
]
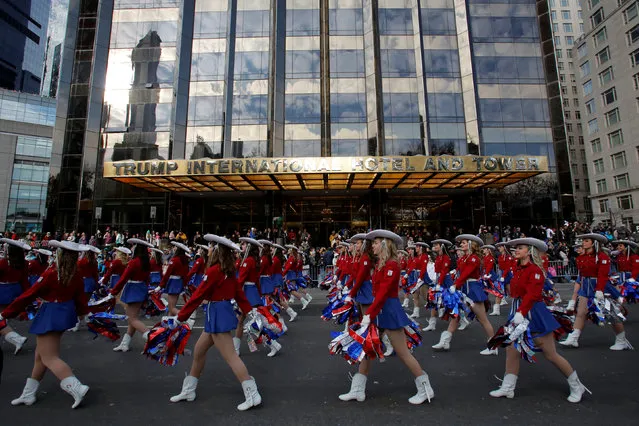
[
  {"left": 487, "top": 319, "right": 539, "bottom": 363},
  {"left": 143, "top": 318, "right": 192, "bottom": 366}
]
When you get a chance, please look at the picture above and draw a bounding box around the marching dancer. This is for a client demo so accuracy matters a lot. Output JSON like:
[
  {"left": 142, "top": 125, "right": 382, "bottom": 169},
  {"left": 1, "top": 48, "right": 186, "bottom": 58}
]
[
  {"left": 489, "top": 238, "right": 590, "bottom": 403},
  {"left": 169, "top": 234, "right": 261, "bottom": 411},
  {"left": 480, "top": 245, "right": 499, "bottom": 315},
  {"left": 28, "top": 248, "right": 51, "bottom": 286},
  {"left": 565, "top": 243, "right": 584, "bottom": 313},
  {"left": 186, "top": 245, "right": 208, "bottom": 290},
  {"left": 272, "top": 244, "right": 298, "bottom": 321},
  {"left": 423, "top": 239, "right": 453, "bottom": 332},
  {"left": 256, "top": 239, "right": 283, "bottom": 356},
  {"left": 560, "top": 234, "right": 632, "bottom": 350},
  {"left": 613, "top": 240, "right": 639, "bottom": 282},
  {"left": 491, "top": 243, "right": 514, "bottom": 316},
  {"left": 408, "top": 242, "right": 430, "bottom": 320},
  {"left": 339, "top": 229, "right": 434, "bottom": 405},
  {"left": 0, "top": 238, "right": 31, "bottom": 354},
  {"left": 149, "top": 248, "right": 164, "bottom": 287},
  {"left": 294, "top": 249, "right": 312, "bottom": 303},
  {"left": 158, "top": 241, "right": 191, "bottom": 316},
  {"left": 283, "top": 245, "right": 310, "bottom": 310},
  {"left": 70, "top": 245, "right": 101, "bottom": 331},
  {"left": 402, "top": 244, "right": 416, "bottom": 309},
  {"left": 102, "top": 246, "right": 130, "bottom": 289},
  {"left": 2, "top": 240, "right": 90, "bottom": 408},
  {"left": 233, "top": 237, "right": 263, "bottom": 355},
  {"left": 432, "top": 234, "right": 496, "bottom": 354},
  {"left": 108, "top": 238, "right": 154, "bottom": 352}
]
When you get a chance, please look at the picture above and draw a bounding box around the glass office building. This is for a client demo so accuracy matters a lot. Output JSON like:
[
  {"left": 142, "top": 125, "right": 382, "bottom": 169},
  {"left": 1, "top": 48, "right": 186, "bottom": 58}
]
[{"left": 48, "top": 0, "right": 567, "bottom": 235}]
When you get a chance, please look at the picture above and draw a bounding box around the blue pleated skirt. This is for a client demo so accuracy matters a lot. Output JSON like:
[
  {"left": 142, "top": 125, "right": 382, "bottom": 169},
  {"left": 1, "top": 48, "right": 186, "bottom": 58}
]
[
  {"left": 28, "top": 275, "right": 39, "bottom": 286},
  {"left": 605, "top": 282, "right": 621, "bottom": 299},
  {"left": 272, "top": 273, "right": 283, "bottom": 288},
  {"left": 578, "top": 277, "right": 596, "bottom": 298},
  {"left": 375, "top": 297, "right": 411, "bottom": 330},
  {"left": 120, "top": 280, "right": 148, "bottom": 304},
  {"left": 462, "top": 279, "right": 487, "bottom": 302},
  {"left": 509, "top": 300, "right": 560, "bottom": 337},
  {"left": 0, "top": 282, "right": 22, "bottom": 305},
  {"left": 355, "top": 280, "right": 374, "bottom": 304},
  {"left": 260, "top": 275, "right": 275, "bottom": 295},
  {"left": 30, "top": 300, "right": 77, "bottom": 334},
  {"left": 243, "top": 284, "right": 263, "bottom": 307},
  {"left": 166, "top": 276, "right": 184, "bottom": 295},
  {"left": 109, "top": 274, "right": 121, "bottom": 289},
  {"left": 189, "top": 273, "right": 204, "bottom": 288},
  {"left": 543, "top": 278, "right": 555, "bottom": 292},
  {"left": 502, "top": 270, "right": 513, "bottom": 285},
  {"left": 440, "top": 274, "right": 453, "bottom": 287},
  {"left": 205, "top": 300, "right": 238, "bottom": 333},
  {"left": 149, "top": 271, "right": 162, "bottom": 285},
  {"left": 83, "top": 277, "right": 97, "bottom": 294}
]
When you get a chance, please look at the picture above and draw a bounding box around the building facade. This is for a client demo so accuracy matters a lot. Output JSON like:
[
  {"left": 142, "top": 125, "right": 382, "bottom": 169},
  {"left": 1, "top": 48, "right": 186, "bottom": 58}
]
[
  {"left": 574, "top": 0, "right": 639, "bottom": 229},
  {"left": 0, "top": 89, "right": 56, "bottom": 232},
  {"left": 0, "top": 0, "right": 51, "bottom": 95},
  {"left": 47, "top": 0, "right": 567, "bottom": 236}
]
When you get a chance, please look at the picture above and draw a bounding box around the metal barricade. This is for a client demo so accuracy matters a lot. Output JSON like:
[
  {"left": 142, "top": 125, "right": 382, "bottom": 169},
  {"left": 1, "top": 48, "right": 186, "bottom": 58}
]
[
  {"left": 305, "top": 264, "right": 322, "bottom": 287},
  {"left": 548, "top": 260, "right": 577, "bottom": 282}
]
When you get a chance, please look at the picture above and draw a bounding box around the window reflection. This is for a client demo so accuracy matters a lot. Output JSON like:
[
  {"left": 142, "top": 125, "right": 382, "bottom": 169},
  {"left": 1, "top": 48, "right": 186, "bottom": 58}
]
[
  {"left": 383, "top": 92, "right": 420, "bottom": 122},
  {"left": 329, "top": 50, "right": 365, "bottom": 77},
  {"left": 378, "top": 9, "right": 413, "bottom": 35},
  {"left": 235, "top": 51, "right": 270, "bottom": 79},
  {"left": 380, "top": 50, "right": 416, "bottom": 77},
  {"left": 330, "top": 93, "right": 367, "bottom": 122},
  {"left": 429, "top": 139, "right": 467, "bottom": 155},
  {"left": 479, "top": 99, "right": 549, "bottom": 126},
  {"left": 285, "top": 94, "right": 321, "bottom": 123},
  {"left": 286, "top": 51, "right": 321, "bottom": 78},
  {"left": 233, "top": 95, "right": 269, "bottom": 124},
  {"left": 284, "top": 140, "right": 321, "bottom": 157},
  {"left": 421, "top": 9, "right": 456, "bottom": 35},
  {"left": 188, "top": 96, "right": 224, "bottom": 125},
  {"left": 332, "top": 139, "right": 368, "bottom": 156},
  {"left": 427, "top": 93, "right": 464, "bottom": 122},
  {"left": 471, "top": 17, "right": 539, "bottom": 42},
  {"left": 475, "top": 56, "right": 543, "bottom": 83},
  {"left": 286, "top": 9, "right": 320, "bottom": 36},
  {"left": 191, "top": 52, "right": 226, "bottom": 80},
  {"left": 194, "top": 11, "right": 227, "bottom": 38},
  {"left": 328, "top": 9, "right": 363, "bottom": 35},
  {"left": 423, "top": 50, "right": 460, "bottom": 77},
  {"left": 236, "top": 10, "right": 271, "bottom": 37},
  {"left": 385, "top": 139, "right": 424, "bottom": 156}
]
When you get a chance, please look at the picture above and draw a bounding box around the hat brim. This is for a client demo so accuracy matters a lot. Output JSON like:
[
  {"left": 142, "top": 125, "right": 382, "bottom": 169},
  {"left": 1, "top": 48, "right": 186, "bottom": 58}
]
[
  {"left": 49, "top": 240, "right": 89, "bottom": 252},
  {"left": 431, "top": 239, "right": 452, "bottom": 246},
  {"left": 576, "top": 234, "right": 608, "bottom": 244},
  {"left": 127, "top": 238, "right": 153, "bottom": 248},
  {"left": 171, "top": 241, "right": 192, "bottom": 253},
  {"left": 239, "top": 237, "right": 263, "bottom": 248},
  {"left": 507, "top": 238, "right": 548, "bottom": 253},
  {"left": 366, "top": 230, "right": 403, "bottom": 248},
  {"left": 203, "top": 234, "right": 240, "bottom": 251},
  {"left": 454, "top": 234, "right": 484, "bottom": 246},
  {"left": 0, "top": 238, "right": 31, "bottom": 250},
  {"left": 115, "top": 247, "right": 132, "bottom": 255}
]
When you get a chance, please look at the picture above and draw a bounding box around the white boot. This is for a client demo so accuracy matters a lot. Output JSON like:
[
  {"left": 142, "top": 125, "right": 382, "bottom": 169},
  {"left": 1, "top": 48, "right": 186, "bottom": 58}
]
[
  {"left": 5, "top": 331, "right": 27, "bottom": 355},
  {"left": 113, "top": 333, "right": 131, "bottom": 352},
  {"left": 458, "top": 316, "right": 470, "bottom": 331},
  {"left": 489, "top": 304, "right": 500, "bottom": 316},
  {"left": 382, "top": 333, "right": 394, "bottom": 356},
  {"left": 60, "top": 376, "right": 89, "bottom": 409},
  {"left": 69, "top": 316, "right": 85, "bottom": 332},
  {"left": 409, "top": 307, "right": 420, "bottom": 319},
  {"left": 480, "top": 347, "right": 499, "bottom": 356},
  {"left": 559, "top": 330, "right": 580, "bottom": 348},
  {"left": 280, "top": 317, "right": 288, "bottom": 333},
  {"left": 567, "top": 371, "right": 591, "bottom": 403},
  {"left": 422, "top": 317, "right": 436, "bottom": 332},
  {"left": 170, "top": 375, "right": 198, "bottom": 402},
  {"left": 288, "top": 296, "right": 295, "bottom": 304},
  {"left": 402, "top": 298, "right": 409, "bottom": 308},
  {"left": 267, "top": 340, "right": 282, "bottom": 357},
  {"left": 237, "top": 377, "right": 261, "bottom": 411},
  {"left": 286, "top": 307, "right": 298, "bottom": 322},
  {"left": 432, "top": 331, "right": 452, "bottom": 351},
  {"left": 338, "top": 373, "right": 366, "bottom": 402},
  {"left": 609, "top": 331, "right": 633, "bottom": 351},
  {"left": 142, "top": 330, "right": 150, "bottom": 342},
  {"left": 233, "top": 337, "right": 241, "bottom": 355},
  {"left": 500, "top": 297, "right": 508, "bottom": 306},
  {"left": 489, "top": 374, "right": 517, "bottom": 399},
  {"left": 11, "top": 378, "right": 40, "bottom": 406},
  {"left": 305, "top": 293, "right": 313, "bottom": 303},
  {"left": 408, "top": 372, "right": 435, "bottom": 404},
  {"left": 301, "top": 298, "right": 310, "bottom": 310}
]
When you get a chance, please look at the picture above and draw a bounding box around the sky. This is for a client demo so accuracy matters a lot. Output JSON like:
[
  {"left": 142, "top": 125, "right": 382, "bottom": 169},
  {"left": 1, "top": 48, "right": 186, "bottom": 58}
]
[{"left": 42, "top": 0, "right": 70, "bottom": 97}]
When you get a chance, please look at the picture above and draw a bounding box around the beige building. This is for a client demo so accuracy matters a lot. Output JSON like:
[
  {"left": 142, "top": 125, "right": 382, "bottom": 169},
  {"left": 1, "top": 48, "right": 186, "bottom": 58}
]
[
  {"left": 574, "top": 0, "right": 639, "bottom": 228},
  {"left": 550, "top": 0, "right": 593, "bottom": 222}
]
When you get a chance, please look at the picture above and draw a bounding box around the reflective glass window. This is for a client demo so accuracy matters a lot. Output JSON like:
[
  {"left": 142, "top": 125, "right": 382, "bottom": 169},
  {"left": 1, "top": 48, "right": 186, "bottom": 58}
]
[
  {"left": 429, "top": 139, "right": 467, "bottom": 155},
  {"left": 285, "top": 94, "right": 321, "bottom": 123},
  {"left": 427, "top": 93, "right": 464, "bottom": 122},
  {"left": 421, "top": 9, "right": 456, "bottom": 35},
  {"left": 331, "top": 139, "right": 368, "bottom": 156},
  {"left": 194, "top": 12, "right": 227, "bottom": 38},
  {"left": 471, "top": 17, "right": 539, "bottom": 42},
  {"left": 236, "top": 10, "right": 270, "bottom": 37},
  {"left": 234, "top": 51, "right": 270, "bottom": 79},
  {"left": 383, "top": 92, "right": 420, "bottom": 122},
  {"left": 232, "top": 141, "right": 267, "bottom": 158},
  {"left": 423, "top": 50, "right": 460, "bottom": 77},
  {"left": 328, "top": 8, "right": 363, "bottom": 35},
  {"left": 329, "top": 50, "right": 365, "bottom": 78},
  {"left": 232, "top": 95, "right": 268, "bottom": 124},
  {"left": 286, "top": 9, "right": 320, "bottom": 36},
  {"left": 378, "top": 9, "right": 413, "bottom": 35},
  {"left": 188, "top": 96, "right": 225, "bottom": 125},
  {"left": 284, "top": 141, "right": 321, "bottom": 157},
  {"left": 380, "top": 49, "right": 416, "bottom": 77},
  {"left": 286, "top": 51, "right": 321, "bottom": 78},
  {"left": 15, "top": 136, "right": 52, "bottom": 158},
  {"left": 330, "top": 93, "right": 367, "bottom": 123},
  {"left": 385, "top": 139, "right": 423, "bottom": 156},
  {"left": 191, "top": 52, "right": 226, "bottom": 80}
]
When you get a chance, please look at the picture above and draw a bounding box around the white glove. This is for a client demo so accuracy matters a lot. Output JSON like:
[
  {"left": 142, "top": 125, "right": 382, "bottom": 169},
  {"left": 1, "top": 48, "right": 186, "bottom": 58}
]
[
  {"left": 435, "top": 285, "right": 441, "bottom": 292},
  {"left": 337, "top": 280, "right": 342, "bottom": 287},
  {"left": 343, "top": 295, "right": 352, "bottom": 303},
  {"left": 0, "top": 313, "right": 4, "bottom": 321},
  {"left": 154, "top": 286, "right": 162, "bottom": 293},
  {"left": 627, "top": 278, "right": 636, "bottom": 283},
  {"left": 360, "top": 314, "right": 371, "bottom": 327},
  {"left": 618, "top": 297, "right": 625, "bottom": 304},
  {"left": 483, "top": 274, "right": 491, "bottom": 280},
  {"left": 162, "top": 316, "right": 180, "bottom": 328},
  {"left": 512, "top": 312, "right": 525, "bottom": 325},
  {"left": 595, "top": 290, "right": 604, "bottom": 301},
  {"left": 566, "top": 300, "right": 575, "bottom": 311},
  {"left": 341, "top": 286, "right": 350, "bottom": 295},
  {"left": 499, "top": 277, "right": 505, "bottom": 283},
  {"left": 449, "top": 285, "right": 456, "bottom": 293},
  {"left": 99, "top": 277, "right": 104, "bottom": 285}
]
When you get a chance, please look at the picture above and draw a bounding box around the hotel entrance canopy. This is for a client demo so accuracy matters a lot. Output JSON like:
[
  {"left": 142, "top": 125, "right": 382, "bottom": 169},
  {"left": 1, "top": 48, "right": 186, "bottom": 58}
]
[{"left": 103, "top": 155, "right": 548, "bottom": 193}]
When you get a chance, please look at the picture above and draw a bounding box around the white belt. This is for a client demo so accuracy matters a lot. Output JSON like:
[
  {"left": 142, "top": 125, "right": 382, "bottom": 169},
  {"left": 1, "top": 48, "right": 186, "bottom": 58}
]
[
  {"left": 260, "top": 275, "right": 270, "bottom": 278},
  {"left": 244, "top": 281, "right": 256, "bottom": 286},
  {"left": 128, "top": 280, "right": 144, "bottom": 284},
  {"left": 169, "top": 275, "right": 181, "bottom": 279},
  {"left": 0, "top": 282, "right": 20, "bottom": 286}
]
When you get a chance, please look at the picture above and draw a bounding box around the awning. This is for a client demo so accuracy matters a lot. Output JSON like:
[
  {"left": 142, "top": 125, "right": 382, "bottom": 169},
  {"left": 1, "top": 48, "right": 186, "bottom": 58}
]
[{"left": 103, "top": 155, "right": 548, "bottom": 192}]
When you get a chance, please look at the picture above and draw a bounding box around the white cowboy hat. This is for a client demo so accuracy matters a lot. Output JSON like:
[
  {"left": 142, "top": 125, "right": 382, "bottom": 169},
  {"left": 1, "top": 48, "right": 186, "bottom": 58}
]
[
  {"left": 0, "top": 238, "right": 31, "bottom": 250},
  {"left": 49, "top": 240, "right": 90, "bottom": 252},
  {"left": 257, "top": 239, "right": 273, "bottom": 247},
  {"left": 127, "top": 238, "right": 153, "bottom": 248},
  {"left": 285, "top": 244, "right": 298, "bottom": 251},
  {"left": 239, "top": 237, "right": 263, "bottom": 248},
  {"left": 203, "top": 234, "right": 240, "bottom": 251},
  {"left": 273, "top": 244, "right": 286, "bottom": 251},
  {"left": 171, "top": 241, "right": 192, "bottom": 254},
  {"left": 454, "top": 234, "right": 484, "bottom": 246},
  {"left": 431, "top": 239, "right": 453, "bottom": 246},
  {"left": 80, "top": 244, "right": 101, "bottom": 254},
  {"left": 507, "top": 238, "right": 548, "bottom": 253},
  {"left": 350, "top": 233, "right": 368, "bottom": 242},
  {"left": 115, "top": 246, "right": 132, "bottom": 255},
  {"left": 611, "top": 240, "right": 638, "bottom": 249},
  {"left": 366, "top": 229, "right": 403, "bottom": 248},
  {"left": 415, "top": 242, "right": 430, "bottom": 248},
  {"left": 150, "top": 248, "right": 164, "bottom": 254},
  {"left": 576, "top": 233, "right": 608, "bottom": 245},
  {"left": 481, "top": 244, "right": 496, "bottom": 251},
  {"left": 196, "top": 244, "right": 210, "bottom": 251}
]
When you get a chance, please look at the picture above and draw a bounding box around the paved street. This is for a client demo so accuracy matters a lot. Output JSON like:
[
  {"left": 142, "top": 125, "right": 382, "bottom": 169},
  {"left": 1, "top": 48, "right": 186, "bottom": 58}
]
[{"left": 1, "top": 284, "right": 637, "bottom": 425}]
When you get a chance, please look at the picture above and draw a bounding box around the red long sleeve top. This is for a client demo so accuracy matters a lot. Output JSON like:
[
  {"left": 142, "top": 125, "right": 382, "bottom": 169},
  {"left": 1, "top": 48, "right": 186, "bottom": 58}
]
[
  {"left": 510, "top": 261, "right": 545, "bottom": 315},
  {"left": 160, "top": 255, "right": 189, "bottom": 289},
  {"left": 416, "top": 253, "right": 429, "bottom": 280},
  {"left": 617, "top": 253, "right": 639, "bottom": 278},
  {"left": 239, "top": 256, "right": 260, "bottom": 288},
  {"left": 177, "top": 264, "right": 251, "bottom": 322},
  {"left": 150, "top": 257, "right": 162, "bottom": 273},
  {"left": 406, "top": 256, "right": 416, "bottom": 273},
  {"left": 3, "top": 266, "right": 88, "bottom": 318},
  {"left": 577, "top": 251, "right": 610, "bottom": 291},
  {"left": 541, "top": 253, "right": 549, "bottom": 271},
  {"left": 338, "top": 256, "right": 351, "bottom": 280},
  {"left": 366, "top": 260, "right": 400, "bottom": 319},
  {"left": 282, "top": 256, "right": 296, "bottom": 276},
  {"left": 349, "top": 254, "right": 372, "bottom": 298},
  {"left": 498, "top": 253, "right": 515, "bottom": 278},
  {"left": 28, "top": 259, "right": 47, "bottom": 278},
  {"left": 110, "top": 258, "right": 151, "bottom": 295},
  {"left": 453, "top": 254, "right": 481, "bottom": 288},
  {"left": 186, "top": 257, "right": 205, "bottom": 283},
  {"left": 259, "top": 255, "right": 271, "bottom": 276},
  {"left": 103, "top": 259, "right": 125, "bottom": 284},
  {"left": 434, "top": 254, "right": 451, "bottom": 285},
  {"left": 482, "top": 255, "right": 496, "bottom": 276},
  {"left": 0, "top": 259, "right": 29, "bottom": 291},
  {"left": 270, "top": 257, "right": 282, "bottom": 275},
  {"left": 399, "top": 257, "right": 407, "bottom": 271},
  {"left": 77, "top": 257, "right": 98, "bottom": 281}
]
